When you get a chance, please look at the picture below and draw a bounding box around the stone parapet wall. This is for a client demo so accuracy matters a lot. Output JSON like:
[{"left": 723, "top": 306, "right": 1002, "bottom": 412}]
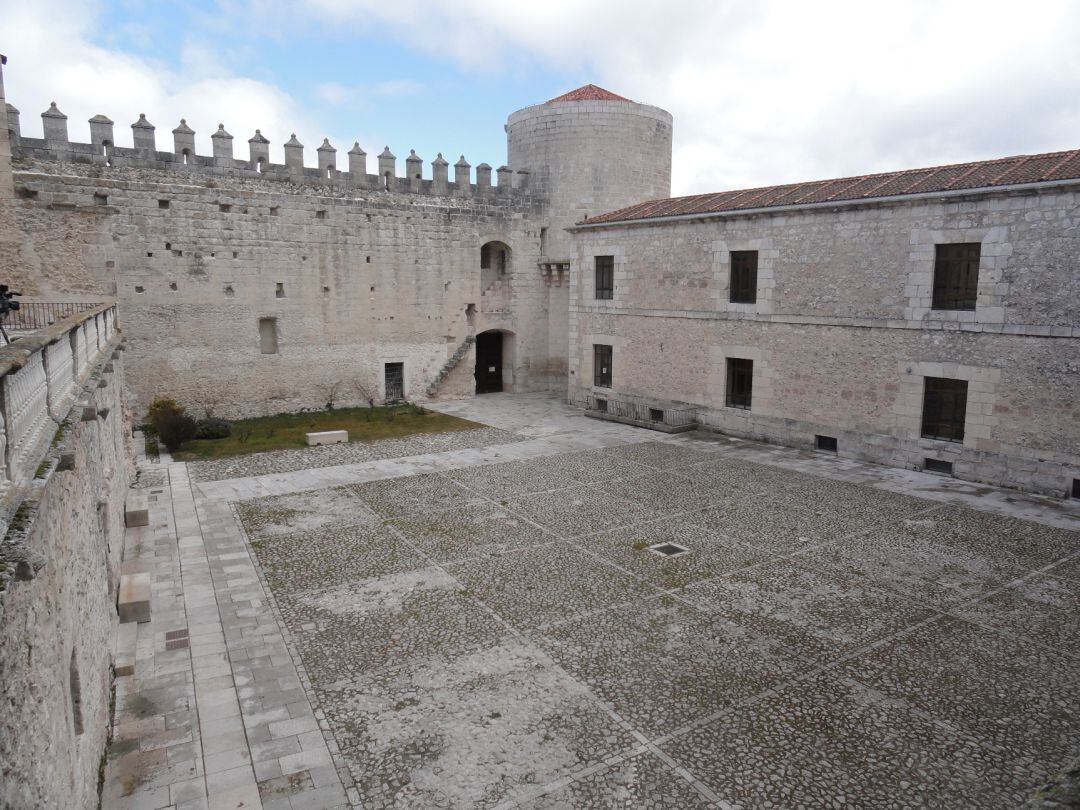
[{"left": 0, "top": 303, "right": 129, "bottom": 809}]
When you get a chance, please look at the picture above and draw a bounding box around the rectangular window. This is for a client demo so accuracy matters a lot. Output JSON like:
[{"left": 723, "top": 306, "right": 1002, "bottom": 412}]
[
  {"left": 932, "top": 243, "right": 980, "bottom": 310},
  {"left": 815, "top": 434, "right": 838, "bottom": 453},
  {"left": 594, "top": 397, "right": 608, "bottom": 413},
  {"left": 649, "top": 408, "right": 664, "bottom": 422},
  {"left": 924, "top": 458, "right": 954, "bottom": 475},
  {"left": 921, "top": 377, "right": 968, "bottom": 442},
  {"left": 1072, "top": 479, "right": 1079, "bottom": 499},
  {"left": 729, "top": 250, "right": 758, "bottom": 304},
  {"left": 593, "top": 344, "right": 612, "bottom": 388},
  {"left": 595, "top": 255, "right": 614, "bottom": 300},
  {"left": 258, "top": 318, "right": 278, "bottom": 354},
  {"left": 725, "top": 358, "right": 753, "bottom": 410}
]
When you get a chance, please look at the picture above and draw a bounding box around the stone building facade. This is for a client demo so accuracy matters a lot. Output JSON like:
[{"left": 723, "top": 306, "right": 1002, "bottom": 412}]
[
  {"left": 4, "top": 81, "right": 671, "bottom": 416},
  {"left": 2, "top": 56, "right": 1078, "bottom": 497},
  {"left": 568, "top": 160, "right": 1080, "bottom": 497}
]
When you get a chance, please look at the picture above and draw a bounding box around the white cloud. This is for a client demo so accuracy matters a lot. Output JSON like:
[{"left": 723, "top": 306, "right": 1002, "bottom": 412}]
[
  {"left": 301, "top": 0, "right": 1080, "bottom": 194},
  {"left": 3, "top": 0, "right": 1078, "bottom": 195},
  {"left": 0, "top": 0, "right": 380, "bottom": 167}
]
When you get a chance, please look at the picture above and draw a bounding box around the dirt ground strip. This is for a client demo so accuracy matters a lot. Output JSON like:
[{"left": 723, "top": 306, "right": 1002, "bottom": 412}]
[{"left": 235, "top": 441, "right": 1080, "bottom": 809}]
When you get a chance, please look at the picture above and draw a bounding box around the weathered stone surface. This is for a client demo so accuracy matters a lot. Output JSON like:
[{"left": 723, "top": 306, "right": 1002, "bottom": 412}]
[
  {"left": 304, "top": 429, "right": 347, "bottom": 446},
  {"left": 117, "top": 572, "right": 151, "bottom": 623}
]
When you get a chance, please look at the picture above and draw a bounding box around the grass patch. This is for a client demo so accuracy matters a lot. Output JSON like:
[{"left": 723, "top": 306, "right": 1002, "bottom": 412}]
[{"left": 172, "top": 405, "right": 484, "bottom": 461}]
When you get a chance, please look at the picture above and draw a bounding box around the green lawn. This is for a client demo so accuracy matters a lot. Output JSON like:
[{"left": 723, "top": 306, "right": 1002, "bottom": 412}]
[{"left": 172, "top": 405, "right": 483, "bottom": 461}]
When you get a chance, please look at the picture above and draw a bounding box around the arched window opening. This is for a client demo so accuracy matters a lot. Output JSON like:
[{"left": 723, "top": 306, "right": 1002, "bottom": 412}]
[
  {"left": 101, "top": 140, "right": 111, "bottom": 157},
  {"left": 256, "top": 157, "right": 265, "bottom": 173},
  {"left": 326, "top": 167, "right": 333, "bottom": 179},
  {"left": 479, "top": 240, "right": 511, "bottom": 294}
]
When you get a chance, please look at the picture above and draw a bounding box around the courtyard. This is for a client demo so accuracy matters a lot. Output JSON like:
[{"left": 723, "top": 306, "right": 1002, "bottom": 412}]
[{"left": 105, "top": 394, "right": 1080, "bottom": 809}]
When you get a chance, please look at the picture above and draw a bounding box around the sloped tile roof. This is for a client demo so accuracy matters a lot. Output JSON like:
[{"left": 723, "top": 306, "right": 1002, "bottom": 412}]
[
  {"left": 548, "top": 84, "right": 632, "bottom": 103},
  {"left": 579, "top": 148, "right": 1080, "bottom": 225}
]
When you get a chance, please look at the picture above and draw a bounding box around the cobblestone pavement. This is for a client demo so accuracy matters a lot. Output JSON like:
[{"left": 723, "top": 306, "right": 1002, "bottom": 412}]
[
  {"left": 105, "top": 394, "right": 1080, "bottom": 809},
  {"left": 188, "top": 427, "right": 524, "bottom": 482}
]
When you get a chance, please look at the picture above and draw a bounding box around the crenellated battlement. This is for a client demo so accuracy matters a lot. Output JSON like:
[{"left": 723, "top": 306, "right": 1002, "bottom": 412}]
[{"left": 5, "top": 102, "right": 530, "bottom": 198}]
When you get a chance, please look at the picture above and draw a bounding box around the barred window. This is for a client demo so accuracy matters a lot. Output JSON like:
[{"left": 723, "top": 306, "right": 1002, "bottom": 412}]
[
  {"left": 921, "top": 377, "right": 967, "bottom": 442},
  {"left": 594, "top": 344, "right": 612, "bottom": 388},
  {"left": 932, "top": 243, "right": 980, "bottom": 310},
  {"left": 729, "top": 250, "right": 758, "bottom": 304},
  {"left": 595, "top": 255, "right": 614, "bottom": 300},
  {"left": 725, "top": 358, "right": 753, "bottom": 409}
]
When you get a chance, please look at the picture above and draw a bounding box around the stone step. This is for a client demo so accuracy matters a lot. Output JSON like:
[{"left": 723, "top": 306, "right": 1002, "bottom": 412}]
[
  {"left": 124, "top": 492, "right": 149, "bottom": 527},
  {"left": 117, "top": 572, "right": 151, "bottom": 624},
  {"left": 113, "top": 620, "right": 138, "bottom": 677}
]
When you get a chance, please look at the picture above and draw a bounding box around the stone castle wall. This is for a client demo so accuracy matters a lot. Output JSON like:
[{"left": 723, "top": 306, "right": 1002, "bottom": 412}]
[
  {"left": 10, "top": 159, "right": 555, "bottom": 416},
  {"left": 0, "top": 309, "right": 129, "bottom": 810},
  {"left": 568, "top": 186, "right": 1080, "bottom": 496}
]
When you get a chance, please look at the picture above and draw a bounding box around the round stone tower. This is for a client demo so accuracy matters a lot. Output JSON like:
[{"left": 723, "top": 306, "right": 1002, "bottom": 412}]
[{"left": 506, "top": 84, "right": 673, "bottom": 261}]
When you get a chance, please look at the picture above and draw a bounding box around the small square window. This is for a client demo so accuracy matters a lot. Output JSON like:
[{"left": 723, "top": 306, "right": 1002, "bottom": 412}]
[
  {"left": 729, "top": 250, "right": 758, "bottom": 304},
  {"left": 595, "top": 255, "right": 614, "bottom": 300},
  {"left": 158, "top": 199, "right": 170, "bottom": 209},
  {"left": 94, "top": 192, "right": 108, "bottom": 205},
  {"left": 921, "top": 377, "right": 968, "bottom": 442},
  {"left": 924, "top": 458, "right": 954, "bottom": 475},
  {"left": 275, "top": 283, "right": 285, "bottom": 298},
  {"left": 649, "top": 408, "right": 664, "bottom": 422},
  {"left": 593, "top": 344, "right": 612, "bottom": 388},
  {"left": 270, "top": 206, "right": 279, "bottom": 216},
  {"left": 815, "top": 434, "right": 838, "bottom": 453},
  {"left": 316, "top": 209, "right": 327, "bottom": 219},
  {"left": 932, "top": 243, "right": 980, "bottom": 310},
  {"left": 219, "top": 203, "right": 231, "bottom": 213},
  {"left": 725, "top": 358, "right": 753, "bottom": 410}
]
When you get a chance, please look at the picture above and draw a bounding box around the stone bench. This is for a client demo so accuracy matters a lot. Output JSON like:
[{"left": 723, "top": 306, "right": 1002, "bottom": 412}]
[
  {"left": 118, "top": 573, "right": 151, "bottom": 624},
  {"left": 306, "top": 430, "right": 348, "bottom": 446},
  {"left": 124, "top": 492, "right": 149, "bottom": 527}
]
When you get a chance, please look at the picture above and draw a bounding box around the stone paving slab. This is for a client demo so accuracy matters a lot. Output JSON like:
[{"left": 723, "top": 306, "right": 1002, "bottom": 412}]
[{"left": 105, "top": 393, "right": 1080, "bottom": 809}]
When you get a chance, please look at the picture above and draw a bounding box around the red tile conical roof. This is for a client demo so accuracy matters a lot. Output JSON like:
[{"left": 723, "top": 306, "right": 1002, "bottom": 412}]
[{"left": 547, "top": 84, "right": 632, "bottom": 103}]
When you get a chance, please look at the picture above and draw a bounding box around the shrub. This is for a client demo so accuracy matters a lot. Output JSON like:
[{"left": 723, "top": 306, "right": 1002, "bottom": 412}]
[
  {"left": 147, "top": 397, "right": 182, "bottom": 429},
  {"left": 194, "top": 417, "right": 232, "bottom": 440},
  {"left": 157, "top": 410, "right": 196, "bottom": 451},
  {"left": 147, "top": 398, "right": 197, "bottom": 451}
]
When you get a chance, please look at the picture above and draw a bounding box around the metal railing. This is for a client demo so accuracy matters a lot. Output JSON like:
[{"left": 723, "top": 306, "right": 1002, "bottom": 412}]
[
  {"left": 3, "top": 302, "right": 104, "bottom": 332},
  {"left": 585, "top": 394, "right": 697, "bottom": 428}
]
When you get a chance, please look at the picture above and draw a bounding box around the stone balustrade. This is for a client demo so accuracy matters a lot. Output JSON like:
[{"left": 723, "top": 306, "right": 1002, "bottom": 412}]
[{"left": 0, "top": 302, "right": 119, "bottom": 489}]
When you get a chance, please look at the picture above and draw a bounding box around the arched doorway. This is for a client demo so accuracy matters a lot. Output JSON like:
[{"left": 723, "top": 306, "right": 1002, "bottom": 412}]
[{"left": 475, "top": 329, "right": 514, "bottom": 394}]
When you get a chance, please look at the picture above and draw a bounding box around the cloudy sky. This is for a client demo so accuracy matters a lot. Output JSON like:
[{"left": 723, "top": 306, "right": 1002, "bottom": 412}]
[{"left": 2, "top": 0, "right": 1078, "bottom": 196}]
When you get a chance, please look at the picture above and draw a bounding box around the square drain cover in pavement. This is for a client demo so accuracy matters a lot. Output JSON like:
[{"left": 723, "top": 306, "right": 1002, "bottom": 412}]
[{"left": 649, "top": 542, "right": 689, "bottom": 557}]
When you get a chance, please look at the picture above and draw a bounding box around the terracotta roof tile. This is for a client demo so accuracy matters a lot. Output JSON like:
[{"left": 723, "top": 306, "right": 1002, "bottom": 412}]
[
  {"left": 547, "top": 84, "right": 632, "bottom": 103},
  {"left": 580, "top": 148, "right": 1080, "bottom": 225}
]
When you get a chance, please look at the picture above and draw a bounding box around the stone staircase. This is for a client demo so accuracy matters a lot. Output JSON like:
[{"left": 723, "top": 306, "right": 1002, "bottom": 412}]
[{"left": 426, "top": 335, "right": 475, "bottom": 397}]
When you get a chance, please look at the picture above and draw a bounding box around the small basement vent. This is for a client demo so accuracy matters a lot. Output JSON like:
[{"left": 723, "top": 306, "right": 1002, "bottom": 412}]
[
  {"left": 649, "top": 408, "right": 664, "bottom": 422},
  {"left": 648, "top": 542, "right": 689, "bottom": 558},
  {"left": 595, "top": 398, "right": 608, "bottom": 413},
  {"left": 815, "top": 434, "right": 838, "bottom": 453},
  {"left": 924, "top": 458, "right": 954, "bottom": 475}
]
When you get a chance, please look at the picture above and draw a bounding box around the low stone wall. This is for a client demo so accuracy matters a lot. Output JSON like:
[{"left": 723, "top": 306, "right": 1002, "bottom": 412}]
[{"left": 0, "top": 303, "right": 130, "bottom": 809}]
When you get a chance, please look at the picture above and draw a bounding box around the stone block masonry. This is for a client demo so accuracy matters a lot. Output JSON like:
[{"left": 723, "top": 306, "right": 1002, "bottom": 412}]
[
  {"left": 568, "top": 186, "right": 1080, "bottom": 497},
  {"left": 0, "top": 303, "right": 131, "bottom": 810}
]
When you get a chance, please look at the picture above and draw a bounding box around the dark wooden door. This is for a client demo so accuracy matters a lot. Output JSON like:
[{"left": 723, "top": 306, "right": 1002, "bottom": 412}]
[
  {"left": 474, "top": 332, "right": 503, "bottom": 394},
  {"left": 384, "top": 362, "right": 404, "bottom": 402}
]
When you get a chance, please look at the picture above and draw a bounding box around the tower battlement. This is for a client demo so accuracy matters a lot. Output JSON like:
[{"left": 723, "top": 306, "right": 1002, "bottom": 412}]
[{"left": 6, "top": 102, "right": 530, "bottom": 198}]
